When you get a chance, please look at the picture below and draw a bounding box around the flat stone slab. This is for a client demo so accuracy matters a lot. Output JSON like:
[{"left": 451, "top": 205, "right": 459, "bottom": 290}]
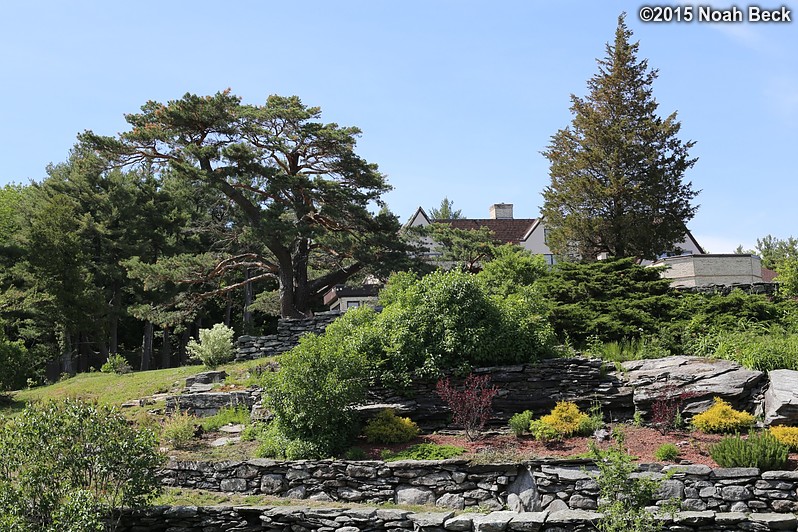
[
  {"left": 748, "top": 513, "right": 798, "bottom": 530},
  {"left": 508, "top": 512, "right": 547, "bottom": 532},
  {"left": 410, "top": 511, "right": 455, "bottom": 528},
  {"left": 218, "top": 424, "right": 245, "bottom": 434},
  {"left": 210, "top": 436, "right": 240, "bottom": 447},
  {"left": 472, "top": 511, "right": 519, "bottom": 532}
]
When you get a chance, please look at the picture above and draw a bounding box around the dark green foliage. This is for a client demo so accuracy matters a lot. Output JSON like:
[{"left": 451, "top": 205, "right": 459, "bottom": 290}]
[
  {"left": 374, "top": 270, "right": 555, "bottom": 387},
  {"left": 260, "top": 308, "right": 373, "bottom": 456},
  {"left": 0, "top": 399, "right": 163, "bottom": 531},
  {"left": 253, "top": 421, "right": 328, "bottom": 460},
  {"left": 380, "top": 443, "right": 466, "bottom": 461},
  {"left": 362, "top": 409, "right": 420, "bottom": 444},
  {"left": 84, "top": 92, "right": 413, "bottom": 319},
  {"left": 0, "top": 332, "right": 30, "bottom": 390},
  {"left": 537, "top": 258, "right": 674, "bottom": 345},
  {"left": 542, "top": 14, "right": 698, "bottom": 261},
  {"left": 709, "top": 432, "right": 788, "bottom": 471},
  {"left": 417, "top": 223, "right": 497, "bottom": 273}
]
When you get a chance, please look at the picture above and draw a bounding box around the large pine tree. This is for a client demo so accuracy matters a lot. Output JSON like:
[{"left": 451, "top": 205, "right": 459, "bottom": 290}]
[{"left": 541, "top": 14, "right": 698, "bottom": 261}]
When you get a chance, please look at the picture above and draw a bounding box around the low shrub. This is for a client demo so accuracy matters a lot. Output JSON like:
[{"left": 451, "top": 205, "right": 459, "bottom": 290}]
[
  {"left": 769, "top": 425, "right": 798, "bottom": 451},
  {"left": 529, "top": 401, "right": 593, "bottom": 441},
  {"left": 590, "top": 439, "right": 675, "bottom": 532},
  {"left": 509, "top": 410, "right": 534, "bottom": 437},
  {"left": 651, "top": 385, "right": 697, "bottom": 434},
  {"left": 709, "top": 432, "right": 788, "bottom": 471},
  {"left": 436, "top": 373, "right": 498, "bottom": 441},
  {"left": 380, "top": 443, "right": 466, "bottom": 461},
  {"left": 654, "top": 443, "right": 681, "bottom": 462},
  {"left": 260, "top": 308, "right": 371, "bottom": 456},
  {"left": 161, "top": 410, "right": 197, "bottom": 449},
  {"left": 200, "top": 405, "right": 250, "bottom": 433},
  {"left": 186, "top": 323, "right": 235, "bottom": 369},
  {"left": 254, "top": 422, "right": 327, "bottom": 460},
  {"left": 100, "top": 353, "right": 132, "bottom": 375},
  {"left": 362, "top": 409, "right": 420, "bottom": 444},
  {"left": 691, "top": 397, "right": 755, "bottom": 433}
]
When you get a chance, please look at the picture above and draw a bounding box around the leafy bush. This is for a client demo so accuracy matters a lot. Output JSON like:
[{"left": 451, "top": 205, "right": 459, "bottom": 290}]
[
  {"left": 200, "top": 405, "right": 250, "bottom": 433},
  {"left": 509, "top": 410, "right": 534, "bottom": 437},
  {"left": 380, "top": 443, "right": 466, "bottom": 461},
  {"left": 769, "top": 425, "right": 798, "bottom": 451},
  {"left": 362, "top": 409, "right": 420, "bottom": 444},
  {"left": 374, "top": 270, "right": 555, "bottom": 387},
  {"left": 0, "top": 399, "right": 162, "bottom": 531},
  {"left": 100, "top": 353, "right": 132, "bottom": 375},
  {"left": 529, "top": 401, "right": 593, "bottom": 441},
  {"left": 691, "top": 397, "right": 755, "bottom": 434},
  {"left": 260, "top": 308, "right": 371, "bottom": 456},
  {"left": 186, "top": 323, "right": 235, "bottom": 368},
  {"left": 586, "top": 336, "right": 670, "bottom": 362},
  {"left": 654, "top": 443, "right": 681, "bottom": 462},
  {"left": 591, "top": 439, "right": 674, "bottom": 532},
  {"left": 161, "top": 410, "right": 197, "bottom": 449},
  {"left": 476, "top": 244, "right": 548, "bottom": 297},
  {"left": 709, "top": 432, "right": 788, "bottom": 471},
  {"left": 436, "top": 373, "right": 498, "bottom": 441},
  {"left": 253, "top": 421, "right": 327, "bottom": 460}
]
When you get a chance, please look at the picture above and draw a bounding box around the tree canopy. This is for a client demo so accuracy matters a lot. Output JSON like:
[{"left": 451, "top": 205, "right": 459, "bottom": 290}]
[
  {"left": 429, "top": 197, "right": 463, "bottom": 219},
  {"left": 82, "top": 91, "right": 410, "bottom": 318},
  {"left": 541, "top": 14, "right": 698, "bottom": 261}
]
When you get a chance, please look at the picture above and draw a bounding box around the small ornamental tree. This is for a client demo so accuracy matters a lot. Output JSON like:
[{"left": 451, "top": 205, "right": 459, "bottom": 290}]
[
  {"left": 436, "top": 373, "right": 498, "bottom": 440},
  {"left": 650, "top": 384, "right": 698, "bottom": 434},
  {"left": 186, "top": 323, "right": 235, "bottom": 368}
]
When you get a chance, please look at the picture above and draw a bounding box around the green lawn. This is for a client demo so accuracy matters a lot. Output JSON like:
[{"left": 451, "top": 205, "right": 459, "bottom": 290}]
[{"left": 2, "top": 358, "right": 270, "bottom": 415}]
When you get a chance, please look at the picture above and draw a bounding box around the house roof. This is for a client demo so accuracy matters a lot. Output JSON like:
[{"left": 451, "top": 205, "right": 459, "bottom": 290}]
[
  {"left": 436, "top": 218, "right": 538, "bottom": 244},
  {"left": 762, "top": 267, "right": 778, "bottom": 283}
]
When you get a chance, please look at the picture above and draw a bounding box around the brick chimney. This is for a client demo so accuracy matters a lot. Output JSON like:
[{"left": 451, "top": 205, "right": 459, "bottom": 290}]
[{"left": 489, "top": 203, "right": 513, "bottom": 219}]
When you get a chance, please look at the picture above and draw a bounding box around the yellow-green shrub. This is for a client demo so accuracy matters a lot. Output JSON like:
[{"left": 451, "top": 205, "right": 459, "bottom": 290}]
[
  {"left": 529, "top": 401, "right": 591, "bottom": 441},
  {"left": 363, "top": 409, "right": 420, "bottom": 444},
  {"left": 691, "top": 397, "right": 755, "bottom": 433},
  {"left": 770, "top": 425, "right": 798, "bottom": 451}
]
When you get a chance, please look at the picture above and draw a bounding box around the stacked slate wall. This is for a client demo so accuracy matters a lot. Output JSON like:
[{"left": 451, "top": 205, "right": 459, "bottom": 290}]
[
  {"left": 160, "top": 458, "right": 798, "bottom": 514},
  {"left": 236, "top": 311, "right": 340, "bottom": 360}
]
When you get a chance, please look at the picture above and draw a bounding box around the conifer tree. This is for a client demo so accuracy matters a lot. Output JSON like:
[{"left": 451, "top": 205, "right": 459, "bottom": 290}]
[{"left": 542, "top": 13, "right": 698, "bottom": 261}]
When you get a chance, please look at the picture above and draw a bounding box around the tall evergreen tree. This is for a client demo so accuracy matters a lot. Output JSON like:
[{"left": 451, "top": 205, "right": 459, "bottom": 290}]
[
  {"left": 429, "top": 197, "right": 463, "bottom": 220},
  {"left": 541, "top": 14, "right": 698, "bottom": 261}
]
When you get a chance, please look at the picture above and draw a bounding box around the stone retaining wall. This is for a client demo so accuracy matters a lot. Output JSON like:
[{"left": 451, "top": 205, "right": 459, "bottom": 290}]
[
  {"left": 366, "top": 356, "right": 764, "bottom": 428},
  {"left": 115, "top": 505, "right": 798, "bottom": 532},
  {"left": 160, "top": 458, "right": 798, "bottom": 514},
  {"left": 165, "top": 389, "right": 259, "bottom": 417},
  {"left": 236, "top": 312, "right": 340, "bottom": 360}
]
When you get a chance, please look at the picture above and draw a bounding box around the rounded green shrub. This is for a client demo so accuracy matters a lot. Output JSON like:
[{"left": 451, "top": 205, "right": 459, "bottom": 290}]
[
  {"left": 100, "top": 353, "right": 132, "bottom": 375},
  {"left": 260, "top": 307, "right": 373, "bottom": 457},
  {"left": 509, "top": 410, "right": 534, "bottom": 437},
  {"left": 529, "top": 401, "right": 593, "bottom": 441},
  {"left": 363, "top": 409, "right": 420, "bottom": 444},
  {"left": 653, "top": 443, "right": 681, "bottom": 462},
  {"left": 186, "top": 323, "right": 235, "bottom": 369}
]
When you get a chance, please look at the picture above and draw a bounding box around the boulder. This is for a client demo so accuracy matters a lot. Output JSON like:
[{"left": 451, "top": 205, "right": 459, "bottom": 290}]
[
  {"left": 622, "top": 356, "right": 765, "bottom": 415},
  {"left": 763, "top": 369, "right": 798, "bottom": 426}
]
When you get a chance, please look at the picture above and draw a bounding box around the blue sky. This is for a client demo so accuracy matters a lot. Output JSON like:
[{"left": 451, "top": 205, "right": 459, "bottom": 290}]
[{"left": 1, "top": 1, "right": 795, "bottom": 252}]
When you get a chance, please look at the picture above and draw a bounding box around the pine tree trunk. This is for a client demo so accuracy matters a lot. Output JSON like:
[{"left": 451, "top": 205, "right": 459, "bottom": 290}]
[
  {"left": 160, "top": 327, "right": 171, "bottom": 369},
  {"left": 61, "top": 330, "right": 74, "bottom": 376},
  {"left": 178, "top": 329, "right": 190, "bottom": 366},
  {"left": 243, "top": 269, "right": 253, "bottom": 332},
  {"left": 141, "top": 321, "right": 153, "bottom": 371},
  {"left": 110, "top": 289, "right": 121, "bottom": 354}
]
